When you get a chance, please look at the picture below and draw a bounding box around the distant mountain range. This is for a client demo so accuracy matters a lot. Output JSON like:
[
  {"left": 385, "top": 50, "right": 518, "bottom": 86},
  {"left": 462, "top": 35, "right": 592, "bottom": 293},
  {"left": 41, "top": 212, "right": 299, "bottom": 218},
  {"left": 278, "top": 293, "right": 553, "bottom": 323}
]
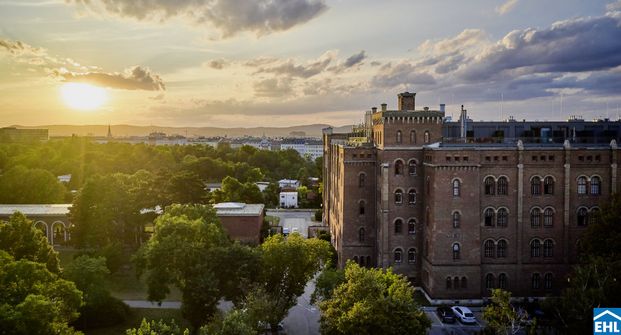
[{"left": 7, "top": 124, "right": 354, "bottom": 138}]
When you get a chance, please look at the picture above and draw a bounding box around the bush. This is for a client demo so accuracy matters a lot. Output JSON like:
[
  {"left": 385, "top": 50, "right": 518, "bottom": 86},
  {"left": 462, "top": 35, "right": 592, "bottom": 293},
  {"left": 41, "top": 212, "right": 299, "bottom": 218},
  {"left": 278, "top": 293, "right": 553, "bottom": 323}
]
[{"left": 72, "top": 295, "right": 130, "bottom": 330}]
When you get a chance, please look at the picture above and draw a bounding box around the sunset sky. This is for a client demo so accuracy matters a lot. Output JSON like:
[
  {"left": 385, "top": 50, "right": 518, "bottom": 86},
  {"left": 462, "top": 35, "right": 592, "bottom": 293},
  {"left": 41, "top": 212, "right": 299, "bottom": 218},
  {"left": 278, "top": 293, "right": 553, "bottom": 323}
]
[{"left": 1, "top": 0, "right": 620, "bottom": 128}]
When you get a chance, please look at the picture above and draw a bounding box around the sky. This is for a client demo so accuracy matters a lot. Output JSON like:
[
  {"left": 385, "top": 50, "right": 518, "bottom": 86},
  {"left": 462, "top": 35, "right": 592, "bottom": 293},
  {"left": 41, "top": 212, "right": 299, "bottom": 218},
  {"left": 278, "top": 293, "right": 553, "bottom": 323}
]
[{"left": 0, "top": 0, "right": 620, "bottom": 128}]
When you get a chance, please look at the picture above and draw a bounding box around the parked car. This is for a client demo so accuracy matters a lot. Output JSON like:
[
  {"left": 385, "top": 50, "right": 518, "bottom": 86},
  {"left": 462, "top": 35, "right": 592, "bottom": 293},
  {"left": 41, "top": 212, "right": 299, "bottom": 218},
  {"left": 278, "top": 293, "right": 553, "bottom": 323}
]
[
  {"left": 451, "top": 306, "right": 476, "bottom": 324},
  {"left": 283, "top": 227, "right": 290, "bottom": 235},
  {"left": 436, "top": 306, "right": 456, "bottom": 323}
]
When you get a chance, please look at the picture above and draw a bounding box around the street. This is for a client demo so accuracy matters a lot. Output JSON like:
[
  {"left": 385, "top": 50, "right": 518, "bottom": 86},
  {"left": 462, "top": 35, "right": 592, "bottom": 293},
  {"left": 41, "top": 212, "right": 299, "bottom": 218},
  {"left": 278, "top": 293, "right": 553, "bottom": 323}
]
[{"left": 266, "top": 209, "right": 318, "bottom": 238}]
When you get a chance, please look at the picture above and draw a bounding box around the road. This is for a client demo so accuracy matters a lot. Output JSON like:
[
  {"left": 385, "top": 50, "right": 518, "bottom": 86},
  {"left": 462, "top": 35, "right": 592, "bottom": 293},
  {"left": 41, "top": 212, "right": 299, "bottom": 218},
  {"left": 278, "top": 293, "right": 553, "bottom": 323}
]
[
  {"left": 424, "top": 307, "right": 486, "bottom": 335},
  {"left": 266, "top": 209, "right": 318, "bottom": 238}
]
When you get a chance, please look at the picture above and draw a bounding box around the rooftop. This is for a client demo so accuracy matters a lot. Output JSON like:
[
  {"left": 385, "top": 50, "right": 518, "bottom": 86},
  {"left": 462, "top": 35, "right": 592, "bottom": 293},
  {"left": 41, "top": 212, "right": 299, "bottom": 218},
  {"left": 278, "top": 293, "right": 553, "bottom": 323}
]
[
  {"left": 0, "top": 204, "right": 72, "bottom": 216},
  {"left": 214, "top": 202, "right": 264, "bottom": 216}
]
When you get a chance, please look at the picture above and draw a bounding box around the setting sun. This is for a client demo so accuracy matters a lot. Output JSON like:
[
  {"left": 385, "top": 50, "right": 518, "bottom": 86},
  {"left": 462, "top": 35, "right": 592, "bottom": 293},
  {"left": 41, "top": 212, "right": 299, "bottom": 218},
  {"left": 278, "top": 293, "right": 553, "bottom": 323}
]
[{"left": 60, "top": 83, "right": 107, "bottom": 110}]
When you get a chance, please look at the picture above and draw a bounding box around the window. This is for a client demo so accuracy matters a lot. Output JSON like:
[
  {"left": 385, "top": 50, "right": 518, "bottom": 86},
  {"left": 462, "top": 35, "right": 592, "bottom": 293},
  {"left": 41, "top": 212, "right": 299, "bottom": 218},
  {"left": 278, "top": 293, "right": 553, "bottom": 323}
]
[
  {"left": 484, "top": 240, "right": 495, "bottom": 258},
  {"left": 410, "top": 130, "right": 416, "bottom": 144},
  {"left": 484, "top": 208, "right": 495, "bottom": 227},
  {"left": 394, "top": 189, "right": 403, "bottom": 204},
  {"left": 408, "top": 219, "right": 416, "bottom": 235},
  {"left": 408, "top": 248, "right": 416, "bottom": 264},
  {"left": 532, "top": 273, "right": 541, "bottom": 289},
  {"left": 408, "top": 160, "right": 417, "bottom": 175},
  {"left": 484, "top": 177, "right": 495, "bottom": 195},
  {"left": 498, "top": 273, "right": 507, "bottom": 289},
  {"left": 485, "top": 274, "right": 495, "bottom": 290},
  {"left": 544, "top": 273, "right": 553, "bottom": 289},
  {"left": 395, "top": 160, "right": 404, "bottom": 175},
  {"left": 531, "top": 240, "right": 541, "bottom": 257},
  {"left": 360, "top": 256, "right": 365, "bottom": 266},
  {"left": 544, "top": 208, "right": 554, "bottom": 227},
  {"left": 452, "top": 212, "right": 460, "bottom": 228},
  {"left": 591, "top": 176, "right": 601, "bottom": 195},
  {"left": 497, "top": 240, "right": 507, "bottom": 258},
  {"left": 358, "top": 228, "right": 365, "bottom": 243},
  {"left": 408, "top": 189, "right": 417, "bottom": 204},
  {"left": 497, "top": 208, "right": 508, "bottom": 227},
  {"left": 497, "top": 177, "right": 508, "bottom": 195},
  {"left": 396, "top": 130, "right": 402, "bottom": 144},
  {"left": 359, "top": 201, "right": 365, "bottom": 215},
  {"left": 544, "top": 177, "right": 554, "bottom": 195},
  {"left": 366, "top": 256, "right": 371, "bottom": 266},
  {"left": 394, "top": 219, "right": 403, "bottom": 234},
  {"left": 446, "top": 277, "right": 452, "bottom": 289},
  {"left": 353, "top": 256, "right": 358, "bottom": 264},
  {"left": 452, "top": 179, "right": 461, "bottom": 196},
  {"left": 461, "top": 277, "right": 467, "bottom": 289},
  {"left": 530, "top": 208, "right": 541, "bottom": 228},
  {"left": 577, "top": 207, "right": 588, "bottom": 226},
  {"left": 543, "top": 239, "right": 554, "bottom": 257},
  {"left": 531, "top": 176, "right": 541, "bottom": 195},
  {"left": 359, "top": 173, "right": 365, "bottom": 187},
  {"left": 453, "top": 277, "right": 460, "bottom": 289},
  {"left": 424, "top": 131, "right": 430, "bottom": 143},
  {"left": 394, "top": 248, "right": 402, "bottom": 263},
  {"left": 577, "top": 176, "right": 587, "bottom": 195},
  {"left": 452, "top": 243, "right": 460, "bottom": 260},
  {"left": 590, "top": 208, "right": 600, "bottom": 225}
]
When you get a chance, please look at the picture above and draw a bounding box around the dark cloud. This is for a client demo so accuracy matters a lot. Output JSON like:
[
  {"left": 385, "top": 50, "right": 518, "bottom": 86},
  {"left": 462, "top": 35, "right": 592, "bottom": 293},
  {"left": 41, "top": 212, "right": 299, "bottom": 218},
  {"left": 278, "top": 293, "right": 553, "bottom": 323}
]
[
  {"left": 343, "top": 50, "right": 366, "bottom": 68},
  {"left": 207, "top": 58, "right": 228, "bottom": 69},
  {"left": 371, "top": 62, "right": 436, "bottom": 88},
  {"left": 253, "top": 77, "right": 293, "bottom": 97},
  {"left": 58, "top": 66, "right": 166, "bottom": 91},
  {"left": 253, "top": 51, "right": 335, "bottom": 78},
  {"left": 67, "top": 0, "right": 328, "bottom": 38}
]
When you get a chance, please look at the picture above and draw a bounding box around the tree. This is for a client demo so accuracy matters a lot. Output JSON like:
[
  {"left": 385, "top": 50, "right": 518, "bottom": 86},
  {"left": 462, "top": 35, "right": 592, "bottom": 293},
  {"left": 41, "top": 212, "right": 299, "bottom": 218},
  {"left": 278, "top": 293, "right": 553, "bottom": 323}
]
[
  {"left": 0, "top": 251, "right": 83, "bottom": 335},
  {"left": 211, "top": 176, "right": 262, "bottom": 204},
  {"left": 319, "top": 262, "right": 430, "bottom": 335},
  {"left": 0, "top": 166, "right": 66, "bottom": 204},
  {"left": 0, "top": 212, "right": 60, "bottom": 273},
  {"left": 578, "top": 193, "right": 621, "bottom": 258},
  {"left": 201, "top": 309, "right": 257, "bottom": 335},
  {"left": 483, "top": 289, "right": 528, "bottom": 335},
  {"left": 161, "top": 170, "right": 208, "bottom": 205},
  {"left": 258, "top": 234, "right": 332, "bottom": 331},
  {"left": 311, "top": 267, "right": 345, "bottom": 304},
  {"left": 126, "top": 319, "right": 189, "bottom": 335}
]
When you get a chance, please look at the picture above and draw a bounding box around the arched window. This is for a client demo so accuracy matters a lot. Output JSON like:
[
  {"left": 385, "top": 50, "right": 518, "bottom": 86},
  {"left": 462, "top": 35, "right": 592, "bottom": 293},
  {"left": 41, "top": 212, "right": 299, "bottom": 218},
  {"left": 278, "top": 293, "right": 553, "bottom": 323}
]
[
  {"left": 461, "top": 277, "right": 467, "bottom": 289},
  {"left": 394, "top": 160, "right": 404, "bottom": 175},
  {"left": 543, "top": 239, "right": 554, "bottom": 257},
  {"left": 484, "top": 240, "right": 495, "bottom": 258},
  {"left": 531, "top": 240, "right": 541, "bottom": 257},
  {"left": 591, "top": 176, "right": 601, "bottom": 195},
  {"left": 497, "top": 240, "right": 507, "bottom": 258},
  {"left": 452, "top": 211, "right": 460, "bottom": 228},
  {"left": 532, "top": 273, "right": 541, "bottom": 289},
  {"left": 530, "top": 208, "right": 541, "bottom": 228},
  {"left": 484, "top": 177, "right": 495, "bottom": 195},
  {"left": 408, "top": 219, "right": 416, "bottom": 235},
  {"left": 408, "top": 160, "right": 417, "bottom": 175},
  {"left": 544, "top": 273, "right": 553, "bottom": 289},
  {"left": 497, "top": 177, "right": 508, "bottom": 195},
  {"left": 497, "top": 208, "right": 508, "bottom": 227},
  {"left": 485, "top": 273, "right": 495, "bottom": 290},
  {"left": 408, "top": 189, "right": 417, "bottom": 204},
  {"left": 446, "top": 277, "right": 452, "bottom": 289},
  {"left": 360, "top": 256, "right": 365, "bottom": 266},
  {"left": 359, "top": 201, "right": 365, "bottom": 215},
  {"left": 396, "top": 130, "right": 402, "bottom": 144},
  {"left": 484, "top": 208, "right": 495, "bottom": 227},
  {"left": 577, "top": 176, "right": 587, "bottom": 195},
  {"left": 544, "top": 176, "right": 554, "bottom": 195},
  {"left": 394, "top": 248, "right": 402, "bottom": 263},
  {"left": 359, "top": 173, "right": 365, "bottom": 187},
  {"left": 498, "top": 273, "right": 507, "bottom": 289},
  {"left": 408, "top": 248, "right": 416, "bottom": 264},
  {"left": 590, "top": 208, "right": 600, "bottom": 225},
  {"left": 577, "top": 207, "right": 588, "bottom": 226},
  {"left": 544, "top": 208, "right": 554, "bottom": 227},
  {"left": 410, "top": 130, "right": 416, "bottom": 144},
  {"left": 394, "top": 219, "right": 403, "bottom": 234},
  {"left": 452, "top": 243, "right": 460, "bottom": 260},
  {"left": 353, "top": 256, "right": 359, "bottom": 264},
  {"left": 358, "top": 227, "right": 365, "bottom": 243},
  {"left": 424, "top": 131, "right": 430, "bottom": 143},
  {"left": 394, "top": 189, "right": 403, "bottom": 204},
  {"left": 453, "top": 277, "right": 460, "bottom": 289},
  {"left": 452, "top": 179, "right": 461, "bottom": 196},
  {"left": 366, "top": 256, "right": 371, "bottom": 266},
  {"left": 531, "top": 176, "right": 541, "bottom": 195}
]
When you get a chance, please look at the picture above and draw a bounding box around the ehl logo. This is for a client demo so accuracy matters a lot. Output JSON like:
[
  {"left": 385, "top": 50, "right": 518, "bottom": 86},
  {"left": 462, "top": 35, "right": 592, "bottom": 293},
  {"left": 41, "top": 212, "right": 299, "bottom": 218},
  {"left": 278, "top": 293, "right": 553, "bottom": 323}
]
[{"left": 594, "top": 308, "right": 621, "bottom": 334}]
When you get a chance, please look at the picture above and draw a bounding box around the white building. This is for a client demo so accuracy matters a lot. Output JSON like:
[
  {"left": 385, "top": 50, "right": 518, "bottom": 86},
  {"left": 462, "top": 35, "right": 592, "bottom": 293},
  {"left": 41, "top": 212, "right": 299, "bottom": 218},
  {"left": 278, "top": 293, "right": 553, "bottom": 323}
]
[
  {"left": 279, "top": 191, "right": 298, "bottom": 208},
  {"left": 280, "top": 138, "right": 323, "bottom": 160},
  {"left": 278, "top": 179, "right": 300, "bottom": 189}
]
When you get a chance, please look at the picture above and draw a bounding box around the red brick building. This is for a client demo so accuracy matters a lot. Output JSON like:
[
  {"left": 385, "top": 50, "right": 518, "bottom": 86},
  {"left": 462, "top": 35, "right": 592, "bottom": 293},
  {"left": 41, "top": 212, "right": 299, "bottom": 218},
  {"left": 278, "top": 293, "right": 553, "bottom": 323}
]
[
  {"left": 214, "top": 202, "right": 265, "bottom": 245},
  {"left": 323, "top": 92, "right": 620, "bottom": 301}
]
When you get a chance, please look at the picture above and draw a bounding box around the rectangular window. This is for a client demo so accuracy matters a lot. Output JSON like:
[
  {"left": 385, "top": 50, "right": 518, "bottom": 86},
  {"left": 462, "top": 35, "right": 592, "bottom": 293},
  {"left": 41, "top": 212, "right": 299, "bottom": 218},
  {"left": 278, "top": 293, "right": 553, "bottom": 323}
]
[{"left": 502, "top": 156, "right": 508, "bottom": 161}]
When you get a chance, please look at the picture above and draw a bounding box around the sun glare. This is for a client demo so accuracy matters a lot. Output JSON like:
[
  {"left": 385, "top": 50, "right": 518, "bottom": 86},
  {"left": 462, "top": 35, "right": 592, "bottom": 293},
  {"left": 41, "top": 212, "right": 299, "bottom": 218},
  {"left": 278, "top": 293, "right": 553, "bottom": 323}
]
[{"left": 60, "top": 83, "right": 108, "bottom": 110}]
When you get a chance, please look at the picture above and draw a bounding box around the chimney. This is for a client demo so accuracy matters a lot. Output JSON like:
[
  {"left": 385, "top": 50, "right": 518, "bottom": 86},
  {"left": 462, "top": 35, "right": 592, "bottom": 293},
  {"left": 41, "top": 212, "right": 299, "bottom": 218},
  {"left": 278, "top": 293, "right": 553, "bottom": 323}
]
[
  {"left": 439, "top": 104, "right": 446, "bottom": 113},
  {"left": 381, "top": 103, "right": 387, "bottom": 112},
  {"left": 398, "top": 91, "right": 416, "bottom": 110},
  {"left": 371, "top": 107, "right": 377, "bottom": 113}
]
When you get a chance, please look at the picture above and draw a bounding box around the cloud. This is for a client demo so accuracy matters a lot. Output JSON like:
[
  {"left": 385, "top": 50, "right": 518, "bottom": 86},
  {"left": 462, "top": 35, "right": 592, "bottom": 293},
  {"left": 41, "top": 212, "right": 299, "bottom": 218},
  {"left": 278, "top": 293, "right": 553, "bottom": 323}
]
[
  {"left": 253, "top": 77, "right": 293, "bottom": 97},
  {"left": 207, "top": 58, "right": 229, "bottom": 69},
  {"left": 607, "top": 0, "right": 621, "bottom": 12},
  {"left": 495, "top": 0, "right": 519, "bottom": 15},
  {"left": 328, "top": 50, "right": 367, "bottom": 73},
  {"left": 58, "top": 66, "right": 166, "bottom": 91},
  {"left": 371, "top": 61, "right": 437, "bottom": 88},
  {"left": 253, "top": 50, "right": 336, "bottom": 78},
  {"left": 0, "top": 38, "right": 43, "bottom": 56},
  {"left": 66, "top": 0, "right": 328, "bottom": 38}
]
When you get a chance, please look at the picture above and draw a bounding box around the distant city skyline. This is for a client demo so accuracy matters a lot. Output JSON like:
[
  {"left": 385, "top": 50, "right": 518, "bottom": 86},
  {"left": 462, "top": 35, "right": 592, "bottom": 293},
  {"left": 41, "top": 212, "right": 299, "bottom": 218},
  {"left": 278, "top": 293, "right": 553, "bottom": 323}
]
[{"left": 1, "top": 0, "right": 620, "bottom": 127}]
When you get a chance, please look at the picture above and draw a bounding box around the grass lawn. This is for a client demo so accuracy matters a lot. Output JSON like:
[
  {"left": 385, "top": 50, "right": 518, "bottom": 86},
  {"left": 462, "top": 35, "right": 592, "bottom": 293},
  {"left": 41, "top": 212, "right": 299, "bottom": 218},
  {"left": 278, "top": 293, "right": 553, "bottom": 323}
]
[{"left": 84, "top": 308, "right": 189, "bottom": 335}]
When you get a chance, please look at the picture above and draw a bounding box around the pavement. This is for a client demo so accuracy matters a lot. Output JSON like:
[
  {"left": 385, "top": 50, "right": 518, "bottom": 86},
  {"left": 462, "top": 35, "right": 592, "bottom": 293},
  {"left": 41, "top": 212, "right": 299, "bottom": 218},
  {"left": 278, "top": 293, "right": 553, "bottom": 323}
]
[
  {"left": 424, "top": 307, "right": 486, "bottom": 335},
  {"left": 123, "top": 300, "right": 182, "bottom": 309},
  {"left": 266, "top": 209, "right": 320, "bottom": 238}
]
